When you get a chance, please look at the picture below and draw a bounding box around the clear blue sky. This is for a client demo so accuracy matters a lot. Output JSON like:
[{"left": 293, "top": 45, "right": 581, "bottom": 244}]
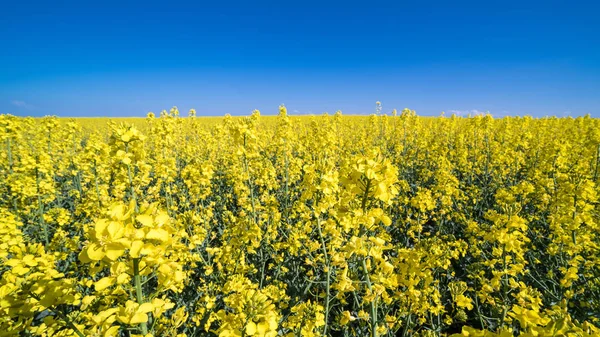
[{"left": 1, "top": 0, "right": 599, "bottom": 117}]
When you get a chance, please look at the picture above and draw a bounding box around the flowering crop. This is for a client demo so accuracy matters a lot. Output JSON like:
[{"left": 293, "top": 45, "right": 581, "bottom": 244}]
[{"left": 1, "top": 107, "right": 599, "bottom": 337}]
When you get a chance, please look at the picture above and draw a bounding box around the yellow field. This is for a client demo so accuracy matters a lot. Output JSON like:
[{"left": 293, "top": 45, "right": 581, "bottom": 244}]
[{"left": 1, "top": 107, "right": 599, "bottom": 337}]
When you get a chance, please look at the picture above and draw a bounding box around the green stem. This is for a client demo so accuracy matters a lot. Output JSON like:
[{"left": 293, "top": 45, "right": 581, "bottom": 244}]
[
  {"left": 361, "top": 179, "right": 371, "bottom": 212},
  {"left": 474, "top": 291, "right": 485, "bottom": 329},
  {"left": 362, "top": 258, "right": 378, "bottom": 337},
  {"left": 500, "top": 247, "right": 508, "bottom": 327},
  {"left": 317, "top": 216, "right": 331, "bottom": 336},
  {"left": 360, "top": 177, "right": 377, "bottom": 337},
  {"left": 133, "top": 258, "right": 149, "bottom": 335}
]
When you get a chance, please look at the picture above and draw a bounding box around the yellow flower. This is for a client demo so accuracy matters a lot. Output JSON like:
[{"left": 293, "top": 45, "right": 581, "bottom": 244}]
[
  {"left": 508, "top": 305, "right": 550, "bottom": 329},
  {"left": 455, "top": 294, "right": 473, "bottom": 311},
  {"left": 340, "top": 311, "right": 356, "bottom": 325},
  {"left": 117, "top": 300, "right": 154, "bottom": 325},
  {"left": 83, "top": 219, "right": 130, "bottom": 261}
]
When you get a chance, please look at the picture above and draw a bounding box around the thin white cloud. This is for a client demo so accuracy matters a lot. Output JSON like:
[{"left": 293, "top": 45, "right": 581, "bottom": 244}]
[
  {"left": 289, "top": 109, "right": 315, "bottom": 115},
  {"left": 11, "top": 100, "right": 34, "bottom": 110},
  {"left": 447, "top": 109, "right": 490, "bottom": 116}
]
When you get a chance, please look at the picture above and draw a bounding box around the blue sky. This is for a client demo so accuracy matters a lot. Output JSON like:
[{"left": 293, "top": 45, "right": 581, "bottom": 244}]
[{"left": 1, "top": 0, "right": 599, "bottom": 117}]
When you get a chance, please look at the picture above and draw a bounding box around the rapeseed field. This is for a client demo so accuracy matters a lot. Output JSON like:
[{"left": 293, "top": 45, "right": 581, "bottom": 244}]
[{"left": 1, "top": 106, "right": 599, "bottom": 336}]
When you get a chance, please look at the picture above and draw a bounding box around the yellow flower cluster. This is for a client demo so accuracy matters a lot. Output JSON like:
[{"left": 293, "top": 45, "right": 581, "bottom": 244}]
[{"left": 1, "top": 109, "right": 600, "bottom": 337}]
